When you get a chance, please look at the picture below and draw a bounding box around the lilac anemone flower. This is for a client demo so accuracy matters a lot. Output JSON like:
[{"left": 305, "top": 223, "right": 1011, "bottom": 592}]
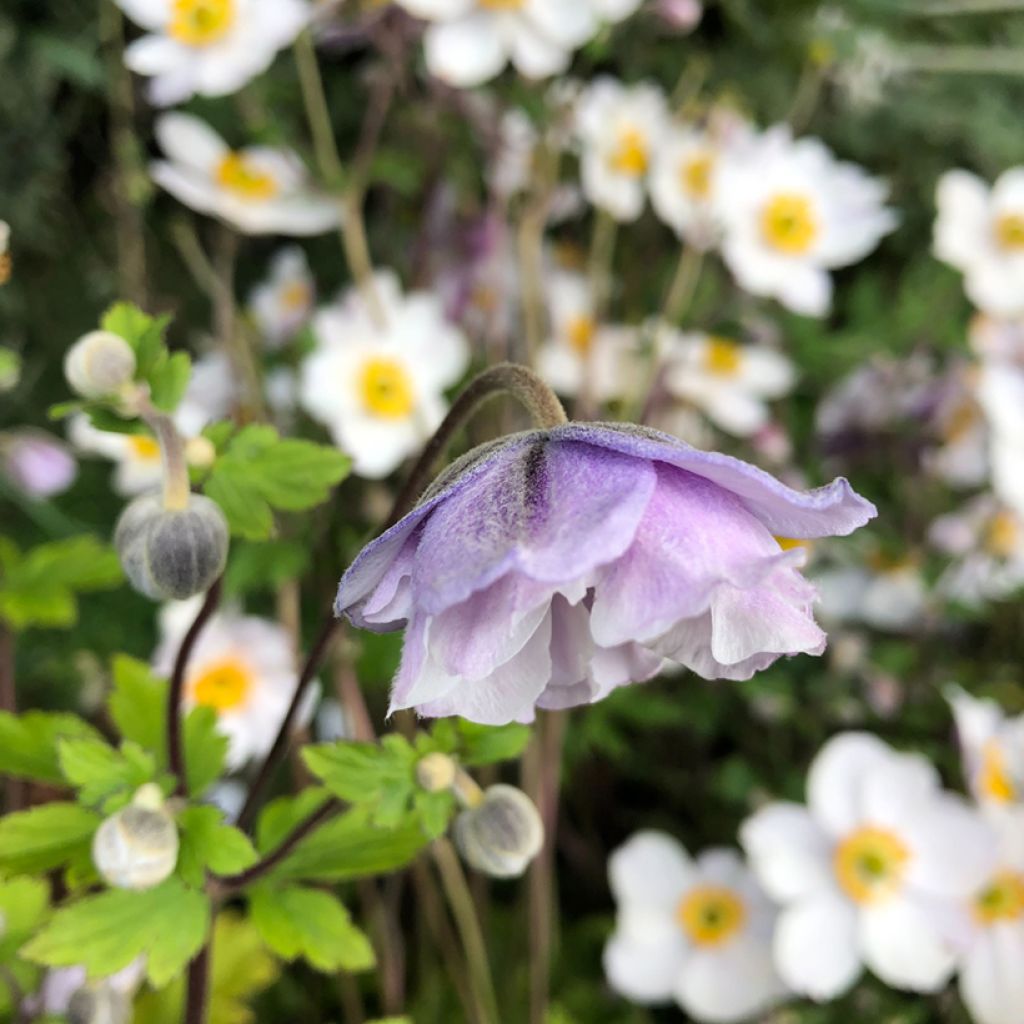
[{"left": 336, "top": 423, "right": 876, "bottom": 725}]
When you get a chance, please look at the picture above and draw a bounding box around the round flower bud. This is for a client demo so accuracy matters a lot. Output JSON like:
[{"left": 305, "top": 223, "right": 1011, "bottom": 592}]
[
  {"left": 68, "top": 985, "right": 131, "bottom": 1024},
  {"left": 416, "top": 752, "right": 457, "bottom": 793},
  {"left": 114, "top": 492, "right": 228, "bottom": 601},
  {"left": 92, "top": 786, "right": 179, "bottom": 891},
  {"left": 453, "top": 784, "right": 544, "bottom": 879},
  {"left": 64, "top": 332, "right": 137, "bottom": 400}
]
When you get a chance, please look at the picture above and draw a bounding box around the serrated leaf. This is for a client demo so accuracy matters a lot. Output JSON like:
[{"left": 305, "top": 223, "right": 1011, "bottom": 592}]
[
  {"left": 57, "top": 737, "right": 155, "bottom": 808},
  {"left": 0, "top": 711, "right": 101, "bottom": 784},
  {"left": 0, "top": 804, "right": 99, "bottom": 874},
  {"left": 109, "top": 655, "right": 167, "bottom": 762},
  {"left": 302, "top": 739, "right": 415, "bottom": 804},
  {"left": 224, "top": 540, "right": 310, "bottom": 595},
  {"left": 0, "top": 876, "right": 50, "bottom": 958},
  {"left": 249, "top": 884, "right": 375, "bottom": 972},
  {"left": 414, "top": 790, "right": 454, "bottom": 840},
  {"left": 149, "top": 350, "right": 192, "bottom": 412},
  {"left": 177, "top": 807, "right": 258, "bottom": 887},
  {"left": 457, "top": 721, "right": 532, "bottom": 766},
  {"left": 184, "top": 706, "right": 229, "bottom": 797}
]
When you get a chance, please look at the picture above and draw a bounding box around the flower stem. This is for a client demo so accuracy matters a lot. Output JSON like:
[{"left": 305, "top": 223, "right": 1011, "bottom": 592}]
[
  {"left": 661, "top": 245, "right": 703, "bottom": 327},
  {"left": 385, "top": 363, "right": 568, "bottom": 529},
  {"left": 903, "top": 0, "right": 1024, "bottom": 12},
  {"left": 184, "top": 944, "right": 210, "bottom": 1024},
  {"left": 133, "top": 389, "right": 191, "bottom": 511},
  {"left": 903, "top": 45, "right": 1024, "bottom": 74},
  {"left": 0, "top": 624, "right": 24, "bottom": 813}
]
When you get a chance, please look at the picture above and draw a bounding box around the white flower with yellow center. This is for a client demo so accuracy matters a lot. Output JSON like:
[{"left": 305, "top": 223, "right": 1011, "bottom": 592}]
[
  {"left": 604, "top": 832, "right": 788, "bottom": 1022},
  {"left": 536, "top": 267, "right": 641, "bottom": 402},
  {"left": 930, "top": 496, "right": 1024, "bottom": 608},
  {"left": 299, "top": 271, "right": 469, "bottom": 479},
  {"left": 658, "top": 331, "right": 795, "bottom": 438},
  {"left": 947, "top": 686, "right": 1024, "bottom": 810},
  {"left": 575, "top": 78, "right": 668, "bottom": 222},
  {"left": 924, "top": 363, "right": 988, "bottom": 489},
  {"left": 934, "top": 169, "right": 1024, "bottom": 317},
  {"left": 714, "top": 127, "right": 896, "bottom": 316},
  {"left": 249, "top": 247, "right": 315, "bottom": 348},
  {"left": 650, "top": 126, "right": 723, "bottom": 248},
  {"left": 976, "top": 359, "right": 1024, "bottom": 520},
  {"left": 741, "top": 732, "right": 995, "bottom": 1001},
  {"left": 153, "top": 600, "right": 302, "bottom": 770},
  {"left": 150, "top": 113, "right": 339, "bottom": 236},
  {"left": 116, "top": 0, "right": 309, "bottom": 106},
  {"left": 395, "top": 0, "right": 595, "bottom": 89}
]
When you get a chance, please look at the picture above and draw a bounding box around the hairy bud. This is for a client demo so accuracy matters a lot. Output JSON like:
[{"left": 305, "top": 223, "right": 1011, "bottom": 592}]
[
  {"left": 453, "top": 784, "right": 544, "bottom": 879},
  {"left": 92, "top": 785, "right": 179, "bottom": 891},
  {"left": 416, "top": 752, "right": 457, "bottom": 793},
  {"left": 68, "top": 985, "right": 131, "bottom": 1024},
  {"left": 64, "top": 331, "right": 136, "bottom": 400},
  {"left": 115, "top": 492, "right": 228, "bottom": 601}
]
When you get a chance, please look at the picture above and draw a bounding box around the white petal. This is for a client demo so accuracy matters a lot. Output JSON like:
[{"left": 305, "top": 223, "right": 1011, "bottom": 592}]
[
  {"left": 740, "top": 802, "right": 834, "bottom": 902},
  {"left": 807, "top": 731, "right": 893, "bottom": 838},
  {"left": 859, "top": 896, "right": 956, "bottom": 992},
  {"left": 423, "top": 15, "right": 508, "bottom": 88},
  {"left": 774, "top": 894, "right": 861, "bottom": 1001},
  {"left": 959, "top": 925, "right": 1024, "bottom": 1024},
  {"left": 154, "top": 113, "right": 227, "bottom": 175},
  {"left": 609, "top": 830, "right": 696, "bottom": 909},
  {"left": 603, "top": 929, "right": 686, "bottom": 1005}
]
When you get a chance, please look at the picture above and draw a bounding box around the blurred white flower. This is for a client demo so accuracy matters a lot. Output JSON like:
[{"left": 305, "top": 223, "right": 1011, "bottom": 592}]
[
  {"left": 249, "top": 247, "right": 315, "bottom": 348},
  {"left": 969, "top": 313, "right": 1024, "bottom": 364},
  {"left": 0, "top": 431, "right": 77, "bottom": 498},
  {"left": 151, "top": 113, "right": 340, "bottom": 236},
  {"left": 116, "top": 0, "right": 309, "bottom": 107},
  {"left": 658, "top": 331, "right": 795, "bottom": 437},
  {"left": 813, "top": 552, "right": 927, "bottom": 633},
  {"left": 976, "top": 359, "right": 1024, "bottom": 519},
  {"left": 536, "top": 266, "right": 641, "bottom": 401},
  {"left": 930, "top": 496, "right": 1024, "bottom": 608},
  {"left": 575, "top": 78, "right": 668, "bottom": 221},
  {"left": 490, "top": 109, "right": 537, "bottom": 199},
  {"left": 714, "top": 126, "right": 896, "bottom": 316},
  {"left": 741, "top": 732, "right": 996, "bottom": 1000},
  {"left": 947, "top": 686, "right": 1024, "bottom": 809},
  {"left": 176, "top": 351, "right": 238, "bottom": 435},
  {"left": 299, "top": 271, "right": 469, "bottom": 478},
  {"left": 924, "top": 364, "right": 987, "bottom": 489},
  {"left": 934, "top": 169, "right": 1024, "bottom": 317},
  {"left": 655, "top": 0, "right": 703, "bottom": 31},
  {"left": 604, "top": 831, "right": 788, "bottom": 1022},
  {"left": 153, "top": 599, "right": 302, "bottom": 770}
]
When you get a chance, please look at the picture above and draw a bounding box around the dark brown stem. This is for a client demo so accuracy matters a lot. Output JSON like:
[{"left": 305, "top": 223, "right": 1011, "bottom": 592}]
[
  {"left": 169, "top": 578, "right": 223, "bottom": 797},
  {"left": 385, "top": 363, "right": 568, "bottom": 530},
  {"left": 184, "top": 945, "right": 210, "bottom": 1024},
  {"left": 0, "top": 624, "right": 22, "bottom": 813},
  {"left": 235, "top": 618, "right": 341, "bottom": 831}
]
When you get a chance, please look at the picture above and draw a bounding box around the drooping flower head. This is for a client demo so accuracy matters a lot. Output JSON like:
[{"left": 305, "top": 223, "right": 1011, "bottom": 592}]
[{"left": 335, "top": 422, "right": 876, "bottom": 725}]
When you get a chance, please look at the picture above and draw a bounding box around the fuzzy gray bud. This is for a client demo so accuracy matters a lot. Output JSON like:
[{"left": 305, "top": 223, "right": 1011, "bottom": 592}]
[
  {"left": 68, "top": 985, "right": 131, "bottom": 1024},
  {"left": 92, "top": 787, "right": 178, "bottom": 891},
  {"left": 453, "top": 784, "right": 544, "bottom": 879},
  {"left": 64, "top": 331, "right": 136, "bottom": 399},
  {"left": 115, "top": 492, "right": 228, "bottom": 601}
]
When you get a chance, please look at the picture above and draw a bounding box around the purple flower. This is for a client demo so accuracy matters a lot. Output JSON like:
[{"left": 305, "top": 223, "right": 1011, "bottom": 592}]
[
  {"left": 336, "top": 423, "right": 876, "bottom": 725},
  {"left": 1, "top": 431, "right": 77, "bottom": 498}
]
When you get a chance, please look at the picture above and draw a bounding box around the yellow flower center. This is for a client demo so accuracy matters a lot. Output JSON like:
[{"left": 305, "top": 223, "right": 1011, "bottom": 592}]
[
  {"left": 676, "top": 886, "right": 747, "bottom": 947},
  {"left": 985, "top": 510, "right": 1020, "bottom": 559},
  {"left": 995, "top": 213, "right": 1024, "bottom": 251},
  {"left": 702, "top": 337, "right": 742, "bottom": 377},
  {"left": 215, "top": 153, "right": 278, "bottom": 202},
  {"left": 942, "top": 400, "right": 978, "bottom": 443},
  {"left": 128, "top": 436, "right": 161, "bottom": 462},
  {"left": 761, "top": 193, "right": 819, "bottom": 255},
  {"left": 974, "top": 871, "right": 1024, "bottom": 924},
  {"left": 775, "top": 536, "right": 811, "bottom": 553},
  {"left": 681, "top": 152, "right": 714, "bottom": 199},
  {"left": 480, "top": 0, "right": 523, "bottom": 7},
  {"left": 834, "top": 827, "right": 910, "bottom": 904},
  {"left": 610, "top": 128, "right": 650, "bottom": 177},
  {"left": 359, "top": 357, "right": 415, "bottom": 419},
  {"left": 979, "top": 741, "right": 1016, "bottom": 803},
  {"left": 281, "top": 281, "right": 312, "bottom": 312},
  {"left": 168, "top": 0, "right": 236, "bottom": 46},
  {"left": 190, "top": 657, "right": 252, "bottom": 712},
  {"left": 566, "top": 315, "right": 596, "bottom": 356}
]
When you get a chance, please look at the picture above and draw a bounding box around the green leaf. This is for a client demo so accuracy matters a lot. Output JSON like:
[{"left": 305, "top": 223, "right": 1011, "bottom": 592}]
[
  {"left": 177, "top": 807, "right": 258, "bottom": 887},
  {"left": 249, "top": 884, "right": 375, "bottom": 972},
  {"left": 22, "top": 877, "right": 210, "bottom": 988},
  {"left": 414, "top": 790, "right": 454, "bottom": 840},
  {"left": 109, "top": 655, "right": 167, "bottom": 763},
  {"left": 0, "top": 803, "right": 99, "bottom": 874},
  {"left": 0, "top": 536, "right": 122, "bottom": 630},
  {"left": 0, "top": 711, "right": 101, "bottom": 784},
  {"left": 183, "top": 706, "right": 229, "bottom": 797},
  {"left": 0, "top": 877, "right": 49, "bottom": 1017},
  {"left": 149, "top": 350, "right": 192, "bottom": 412},
  {"left": 204, "top": 425, "right": 350, "bottom": 540},
  {"left": 302, "top": 738, "right": 416, "bottom": 804},
  {"left": 57, "top": 737, "right": 156, "bottom": 808},
  {"left": 456, "top": 721, "right": 533, "bottom": 766},
  {"left": 224, "top": 540, "right": 311, "bottom": 595}
]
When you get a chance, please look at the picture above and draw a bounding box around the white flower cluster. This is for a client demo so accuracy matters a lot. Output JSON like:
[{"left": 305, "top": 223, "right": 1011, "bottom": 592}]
[{"left": 607, "top": 691, "right": 1024, "bottom": 1024}]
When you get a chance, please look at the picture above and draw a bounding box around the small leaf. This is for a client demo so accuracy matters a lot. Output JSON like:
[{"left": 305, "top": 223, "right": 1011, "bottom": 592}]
[
  {"left": 457, "top": 721, "right": 532, "bottom": 766},
  {"left": 0, "top": 804, "right": 99, "bottom": 874},
  {"left": 149, "top": 351, "right": 192, "bottom": 412},
  {"left": 0, "top": 711, "right": 101, "bottom": 784},
  {"left": 177, "top": 807, "right": 258, "bottom": 887},
  {"left": 109, "top": 655, "right": 168, "bottom": 763},
  {"left": 302, "top": 739, "right": 415, "bottom": 804},
  {"left": 184, "top": 706, "right": 229, "bottom": 797},
  {"left": 57, "top": 737, "right": 155, "bottom": 808}
]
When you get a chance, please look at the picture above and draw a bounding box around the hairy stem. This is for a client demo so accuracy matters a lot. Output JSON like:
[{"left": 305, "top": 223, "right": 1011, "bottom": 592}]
[{"left": 134, "top": 391, "right": 191, "bottom": 511}]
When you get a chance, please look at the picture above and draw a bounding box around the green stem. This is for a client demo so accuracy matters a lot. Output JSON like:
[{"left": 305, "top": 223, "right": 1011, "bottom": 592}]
[
  {"left": 587, "top": 209, "right": 618, "bottom": 322},
  {"left": 904, "top": 45, "right": 1024, "bottom": 74},
  {"left": 902, "top": 0, "right": 1024, "bottom": 12}
]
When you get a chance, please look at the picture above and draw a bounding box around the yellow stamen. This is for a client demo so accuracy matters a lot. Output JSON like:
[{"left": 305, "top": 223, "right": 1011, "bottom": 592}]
[
  {"left": 128, "top": 436, "right": 161, "bottom": 461},
  {"left": 610, "top": 128, "right": 649, "bottom": 177},
  {"left": 168, "top": 0, "right": 235, "bottom": 47},
  {"left": 942, "top": 400, "right": 978, "bottom": 443},
  {"left": 281, "top": 281, "right": 312, "bottom": 312},
  {"left": 761, "top": 193, "right": 819, "bottom": 255},
  {"left": 974, "top": 871, "right": 1024, "bottom": 924},
  {"left": 834, "top": 827, "right": 910, "bottom": 904},
  {"left": 360, "top": 358, "right": 415, "bottom": 419},
  {"left": 190, "top": 657, "right": 252, "bottom": 712},
  {"left": 979, "top": 741, "right": 1016, "bottom": 803},
  {"left": 480, "top": 0, "right": 523, "bottom": 7},
  {"left": 995, "top": 213, "right": 1024, "bottom": 251},
  {"left": 681, "top": 152, "right": 714, "bottom": 199},
  {"left": 775, "top": 536, "right": 811, "bottom": 553},
  {"left": 676, "top": 886, "right": 747, "bottom": 947},
  {"left": 215, "top": 153, "right": 278, "bottom": 202},
  {"left": 566, "top": 315, "right": 596, "bottom": 356},
  {"left": 702, "top": 337, "right": 742, "bottom": 377},
  {"left": 985, "top": 511, "right": 1020, "bottom": 559}
]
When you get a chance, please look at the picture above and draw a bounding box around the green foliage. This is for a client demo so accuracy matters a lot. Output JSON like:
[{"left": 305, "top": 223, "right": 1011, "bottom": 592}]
[
  {"left": 182, "top": 705, "right": 230, "bottom": 797},
  {"left": 0, "top": 535, "right": 122, "bottom": 630},
  {"left": 431, "top": 719, "right": 533, "bottom": 766},
  {"left": 0, "top": 710, "right": 101, "bottom": 784},
  {"left": 0, "top": 876, "right": 49, "bottom": 1017},
  {"left": 22, "top": 877, "right": 210, "bottom": 988},
  {"left": 0, "top": 803, "right": 99, "bottom": 875},
  {"left": 202, "top": 424, "right": 351, "bottom": 539},
  {"left": 249, "top": 883, "right": 375, "bottom": 972},
  {"left": 176, "top": 806, "right": 258, "bottom": 887},
  {"left": 57, "top": 736, "right": 157, "bottom": 810}
]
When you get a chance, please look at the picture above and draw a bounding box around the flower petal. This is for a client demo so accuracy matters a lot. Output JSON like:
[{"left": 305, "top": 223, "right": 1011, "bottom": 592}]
[
  {"left": 740, "top": 802, "right": 834, "bottom": 903},
  {"left": 859, "top": 896, "right": 956, "bottom": 992},
  {"left": 774, "top": 894, "right": 861, "bottom": 1000}
]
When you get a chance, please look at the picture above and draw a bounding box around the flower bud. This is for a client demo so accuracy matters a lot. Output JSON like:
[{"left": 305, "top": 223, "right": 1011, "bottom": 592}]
[
  {"left": 68, "top": 985, "right": 131, "bottom": 1024},
  {"left": 64, "top": 331, "right": 136, "bottom": 400},
  {"left": 92, "top": 785, "right": 179, "bottom": 891},
  {"left": 416, "top": 752, "right": 457, "bottom": 793},
  {"left": 114, "top": 492, "right": 228, "bottom": 601},
  {"left": 453, "top": 784, "right": 544, "bottom": 879}
]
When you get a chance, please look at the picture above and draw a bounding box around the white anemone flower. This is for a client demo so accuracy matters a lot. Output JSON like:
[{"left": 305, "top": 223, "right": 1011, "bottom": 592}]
[
  {"left": 299, "top": 271, "right": 470, "bottom": 479},
  {"left": 604, "top": 832, "right": 788, "bottom": 1023},
  {"left": 976, "top": 361, "right": 1024, "bottom": 519},
  {"left": 575, "top": 78, "right": 668, "bottom": 222},
  {"left": 658, "top": 331, "right": 795, "bottom": 438},
  {"left": 151, "top": 113, "right": 340, "bottom": 236},
  {"left": 650, "top": 126, "right": 724, "bottom": 248},
  {"left": 947, "top": 686, "right": 1024, "bottom": 810},
  {"left": 153, "top": 599, "right": 305, "bottom": 771},
  {"left": 934, "top": 169, "right": 1024, "bottom": 317},
  {"left": 396, "top": 0, "right": 595, "bottom": 89},
  {"left": 813, "top": 551, "right": 927, "bottom": 633},
  {"left": 741, "top": 732, "right": 996, "bottom": 1001},
  {"left": 249, "top": 247, "right": 315, "bottom": 348},
  {"left": 930, "top": 496, "right": 1024, "bottom": 608},
  {"left": 714, "top": 126, "right": 896, "bottom": 316},
  {"left": 924, "top": 364, "right": 987, "bottom": 489},
  {"left": 117, "top": 0, "right": 309, "bottom": 107}
]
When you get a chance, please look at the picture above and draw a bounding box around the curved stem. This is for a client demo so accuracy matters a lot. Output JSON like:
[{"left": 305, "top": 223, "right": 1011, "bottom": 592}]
[
  {"left": 385, "top": 363, "right": 568, "bottom": 530},
  {"left": 168, "top": 578, "right": 223, "bottom": 796},
  {"left": 184, "top": 945, "right": 210, "bottom": 1024}
]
